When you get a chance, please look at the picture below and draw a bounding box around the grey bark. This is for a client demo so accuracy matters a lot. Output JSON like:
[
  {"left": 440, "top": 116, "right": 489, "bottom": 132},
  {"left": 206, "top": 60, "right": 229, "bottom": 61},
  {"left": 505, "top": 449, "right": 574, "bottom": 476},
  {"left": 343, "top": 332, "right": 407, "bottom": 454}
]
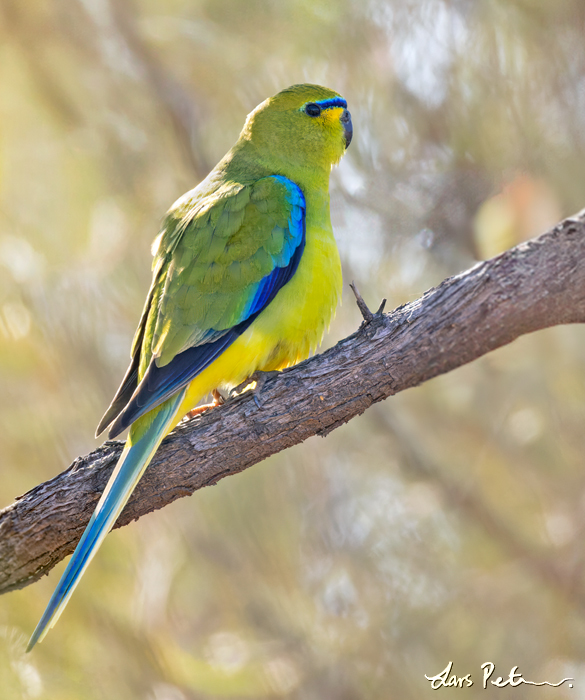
[{"left": 1, "top": 210, "right": 585, "bottom": 595}]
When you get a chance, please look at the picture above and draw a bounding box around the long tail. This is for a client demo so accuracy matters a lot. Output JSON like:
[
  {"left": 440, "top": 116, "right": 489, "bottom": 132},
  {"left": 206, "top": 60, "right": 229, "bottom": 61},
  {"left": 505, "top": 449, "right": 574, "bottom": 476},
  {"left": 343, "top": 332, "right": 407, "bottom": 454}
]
[{"left": 27, "top": 390, "right": 186, "bottom": 652}]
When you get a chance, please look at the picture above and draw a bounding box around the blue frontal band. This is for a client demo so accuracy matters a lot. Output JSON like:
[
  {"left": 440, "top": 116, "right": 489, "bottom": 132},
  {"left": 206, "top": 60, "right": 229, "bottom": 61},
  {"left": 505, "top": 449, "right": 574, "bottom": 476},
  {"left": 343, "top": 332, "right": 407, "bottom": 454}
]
[{"left": 315, "top": 97, "right": 347, "bottom": 110}]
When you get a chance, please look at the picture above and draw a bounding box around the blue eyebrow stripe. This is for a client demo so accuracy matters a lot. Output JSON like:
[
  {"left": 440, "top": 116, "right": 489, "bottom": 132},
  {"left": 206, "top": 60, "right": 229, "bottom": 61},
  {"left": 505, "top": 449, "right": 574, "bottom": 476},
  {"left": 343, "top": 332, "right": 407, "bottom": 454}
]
[{"left": 315, "top": 97, "right": 347, "bottom": 110}]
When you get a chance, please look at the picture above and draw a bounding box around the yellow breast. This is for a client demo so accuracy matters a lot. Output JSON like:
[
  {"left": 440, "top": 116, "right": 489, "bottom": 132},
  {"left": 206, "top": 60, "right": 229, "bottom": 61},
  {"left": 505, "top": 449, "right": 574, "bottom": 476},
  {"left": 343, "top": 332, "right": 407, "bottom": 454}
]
[
  {"left": 238, "top": 221, "right": 341, "bottom": 370},
  {"left": 170, "top": 203, "right": 342, "bottom": 431}
]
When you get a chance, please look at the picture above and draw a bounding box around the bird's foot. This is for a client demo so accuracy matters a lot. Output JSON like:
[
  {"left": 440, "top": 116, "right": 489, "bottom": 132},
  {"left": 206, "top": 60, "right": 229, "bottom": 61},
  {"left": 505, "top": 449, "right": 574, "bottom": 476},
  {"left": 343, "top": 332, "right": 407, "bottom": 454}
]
[
  {"left": 229, "top": 370, "right": 280, "bottom": 408},
  {"left": 185, "top": 389, "right": 224, "bottom": 420}
]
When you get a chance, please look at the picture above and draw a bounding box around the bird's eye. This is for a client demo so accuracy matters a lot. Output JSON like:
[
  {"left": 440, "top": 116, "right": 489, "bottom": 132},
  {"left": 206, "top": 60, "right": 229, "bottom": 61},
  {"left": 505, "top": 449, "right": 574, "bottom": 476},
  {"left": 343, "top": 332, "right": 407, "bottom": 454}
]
[{"left": 304, "top": 103, "right": 321, "bottom": 117}]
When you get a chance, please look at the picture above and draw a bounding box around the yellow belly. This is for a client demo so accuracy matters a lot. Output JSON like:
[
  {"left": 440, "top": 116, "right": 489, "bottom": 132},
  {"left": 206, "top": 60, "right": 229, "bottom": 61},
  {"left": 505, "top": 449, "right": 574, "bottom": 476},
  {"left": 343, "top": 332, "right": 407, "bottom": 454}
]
[{"left": 167, "top": 223, "right": 341, "bottom": 435}]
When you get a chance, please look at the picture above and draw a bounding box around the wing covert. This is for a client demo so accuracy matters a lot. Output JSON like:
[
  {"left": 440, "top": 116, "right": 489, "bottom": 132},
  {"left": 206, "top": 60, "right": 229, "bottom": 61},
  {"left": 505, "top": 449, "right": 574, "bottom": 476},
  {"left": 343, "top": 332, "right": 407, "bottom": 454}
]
[{"left": 103, "top": 175, "right": 306, "bottom": 438}]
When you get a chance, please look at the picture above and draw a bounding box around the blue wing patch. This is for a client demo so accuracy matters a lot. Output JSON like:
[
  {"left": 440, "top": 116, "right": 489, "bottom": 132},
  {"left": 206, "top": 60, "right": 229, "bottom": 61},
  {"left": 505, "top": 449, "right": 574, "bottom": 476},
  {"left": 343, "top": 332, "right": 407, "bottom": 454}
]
[{"left": 107, "top": 176, "right": 306, "bottom": 438}]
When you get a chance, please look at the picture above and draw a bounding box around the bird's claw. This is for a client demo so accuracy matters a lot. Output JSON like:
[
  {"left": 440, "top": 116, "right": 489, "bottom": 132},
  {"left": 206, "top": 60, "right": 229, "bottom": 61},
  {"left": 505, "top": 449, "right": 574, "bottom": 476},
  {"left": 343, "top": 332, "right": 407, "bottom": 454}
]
[
  {"left": 229, "top": 370, "right": 280, "bottom": 408},
  {"left": 184, "top": 388, "right": 224, "bottom": 420}
]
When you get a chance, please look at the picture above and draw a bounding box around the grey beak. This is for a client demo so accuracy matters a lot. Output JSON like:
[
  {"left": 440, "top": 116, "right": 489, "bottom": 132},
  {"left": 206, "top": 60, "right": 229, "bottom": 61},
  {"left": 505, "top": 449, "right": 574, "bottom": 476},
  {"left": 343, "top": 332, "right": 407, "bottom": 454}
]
[{"left": 341, "top": 109, "right": 353, "bottom": 149}]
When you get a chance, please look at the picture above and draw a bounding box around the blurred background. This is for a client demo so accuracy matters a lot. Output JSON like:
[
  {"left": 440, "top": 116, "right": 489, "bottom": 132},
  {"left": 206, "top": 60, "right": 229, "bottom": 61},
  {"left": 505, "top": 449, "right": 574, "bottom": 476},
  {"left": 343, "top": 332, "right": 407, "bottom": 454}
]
[{"left": 2, "top": 0, "right": 585, "bottom": 698}]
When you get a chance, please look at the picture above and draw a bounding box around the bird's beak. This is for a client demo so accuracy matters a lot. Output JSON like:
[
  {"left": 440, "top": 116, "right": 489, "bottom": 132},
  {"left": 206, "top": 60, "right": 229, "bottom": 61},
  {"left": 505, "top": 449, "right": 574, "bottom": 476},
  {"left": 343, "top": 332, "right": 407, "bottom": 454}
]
[{"left": 341, "top": 109, "right": 353, "bottom": 149}]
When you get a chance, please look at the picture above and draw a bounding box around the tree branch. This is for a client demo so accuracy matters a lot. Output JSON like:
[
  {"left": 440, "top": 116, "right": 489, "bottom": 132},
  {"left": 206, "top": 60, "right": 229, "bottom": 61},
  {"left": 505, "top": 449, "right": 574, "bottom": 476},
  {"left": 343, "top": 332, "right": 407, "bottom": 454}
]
[{"left": 2, "top": 210, "right": 585, "bottom": 595}]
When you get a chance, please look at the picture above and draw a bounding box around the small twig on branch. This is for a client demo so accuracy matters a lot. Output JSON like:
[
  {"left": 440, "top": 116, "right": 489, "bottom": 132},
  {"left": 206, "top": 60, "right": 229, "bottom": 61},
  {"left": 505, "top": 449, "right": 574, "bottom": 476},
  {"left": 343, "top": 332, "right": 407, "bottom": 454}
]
[
  {"left": 1, "top": 210, "right": 585, "bottom": 595},
  {"left": 349, "top": 281, "right": 386, "bottom": 323}
]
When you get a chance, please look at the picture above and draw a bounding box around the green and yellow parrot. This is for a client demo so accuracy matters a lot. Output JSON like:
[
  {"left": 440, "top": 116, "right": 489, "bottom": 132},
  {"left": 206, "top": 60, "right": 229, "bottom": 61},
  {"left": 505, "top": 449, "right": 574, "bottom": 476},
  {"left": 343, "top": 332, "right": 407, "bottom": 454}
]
[{"left": 28, "top": 84, "right": 352, "bottom": 650}]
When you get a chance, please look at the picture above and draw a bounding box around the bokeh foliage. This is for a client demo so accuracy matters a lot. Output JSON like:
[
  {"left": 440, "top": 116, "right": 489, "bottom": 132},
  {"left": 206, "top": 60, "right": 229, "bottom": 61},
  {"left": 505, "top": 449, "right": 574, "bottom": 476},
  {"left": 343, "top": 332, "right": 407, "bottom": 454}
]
[{"left": 2, "top": 0, "right": 585, "bottom": 698}]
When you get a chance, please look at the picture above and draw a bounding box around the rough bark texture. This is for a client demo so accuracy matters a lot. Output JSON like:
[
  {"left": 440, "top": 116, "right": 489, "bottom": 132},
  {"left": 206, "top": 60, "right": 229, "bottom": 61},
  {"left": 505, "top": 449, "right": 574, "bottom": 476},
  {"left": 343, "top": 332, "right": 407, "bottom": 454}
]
[{"left": 1, "top": 211, "right": 585, "bottom": 595}]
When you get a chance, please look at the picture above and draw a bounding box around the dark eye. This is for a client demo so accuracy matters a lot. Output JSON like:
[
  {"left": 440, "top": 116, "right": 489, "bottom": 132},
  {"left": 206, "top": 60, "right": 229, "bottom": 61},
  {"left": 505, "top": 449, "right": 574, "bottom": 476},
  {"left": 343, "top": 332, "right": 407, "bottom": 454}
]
[{"left": 304, "top": 103, "right": 321, "bottom": 117}]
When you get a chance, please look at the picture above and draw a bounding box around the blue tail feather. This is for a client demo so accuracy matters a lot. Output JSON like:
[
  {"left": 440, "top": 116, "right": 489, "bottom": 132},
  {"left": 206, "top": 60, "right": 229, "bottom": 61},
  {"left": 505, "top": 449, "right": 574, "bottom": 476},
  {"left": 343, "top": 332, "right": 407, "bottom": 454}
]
[{"left": 27, "top": 390, "right": 186, "bottom": 652}]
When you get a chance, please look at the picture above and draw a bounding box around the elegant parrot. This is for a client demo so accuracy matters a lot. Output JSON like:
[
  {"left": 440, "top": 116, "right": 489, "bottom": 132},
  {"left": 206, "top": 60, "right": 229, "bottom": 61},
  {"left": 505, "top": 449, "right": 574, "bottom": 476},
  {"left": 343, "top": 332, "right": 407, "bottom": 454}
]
[{"left": 28, "top": 83, "right": 352, "bottom": 650}]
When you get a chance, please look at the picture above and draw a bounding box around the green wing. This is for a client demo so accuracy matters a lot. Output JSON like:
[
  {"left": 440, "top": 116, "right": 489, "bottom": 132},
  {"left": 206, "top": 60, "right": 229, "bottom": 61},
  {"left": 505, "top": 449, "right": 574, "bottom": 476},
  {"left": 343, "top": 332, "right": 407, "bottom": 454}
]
[{"left": 97, "top": 175, "right": 306, "bottom": 438}]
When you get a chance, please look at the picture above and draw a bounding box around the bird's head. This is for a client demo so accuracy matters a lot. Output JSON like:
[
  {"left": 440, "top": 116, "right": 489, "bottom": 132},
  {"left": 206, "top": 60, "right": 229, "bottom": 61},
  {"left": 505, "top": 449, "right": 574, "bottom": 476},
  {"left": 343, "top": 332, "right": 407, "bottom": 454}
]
[{"left": 239, "top": 84, "right": 352, "bottom": 176}]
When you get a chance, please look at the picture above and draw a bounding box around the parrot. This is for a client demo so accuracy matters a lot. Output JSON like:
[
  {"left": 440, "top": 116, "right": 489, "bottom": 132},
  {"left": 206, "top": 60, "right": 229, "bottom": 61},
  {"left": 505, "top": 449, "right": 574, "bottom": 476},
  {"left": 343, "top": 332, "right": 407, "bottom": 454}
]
[{"left": 27, "top": 83, "right": 352, "bottom": 650}]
